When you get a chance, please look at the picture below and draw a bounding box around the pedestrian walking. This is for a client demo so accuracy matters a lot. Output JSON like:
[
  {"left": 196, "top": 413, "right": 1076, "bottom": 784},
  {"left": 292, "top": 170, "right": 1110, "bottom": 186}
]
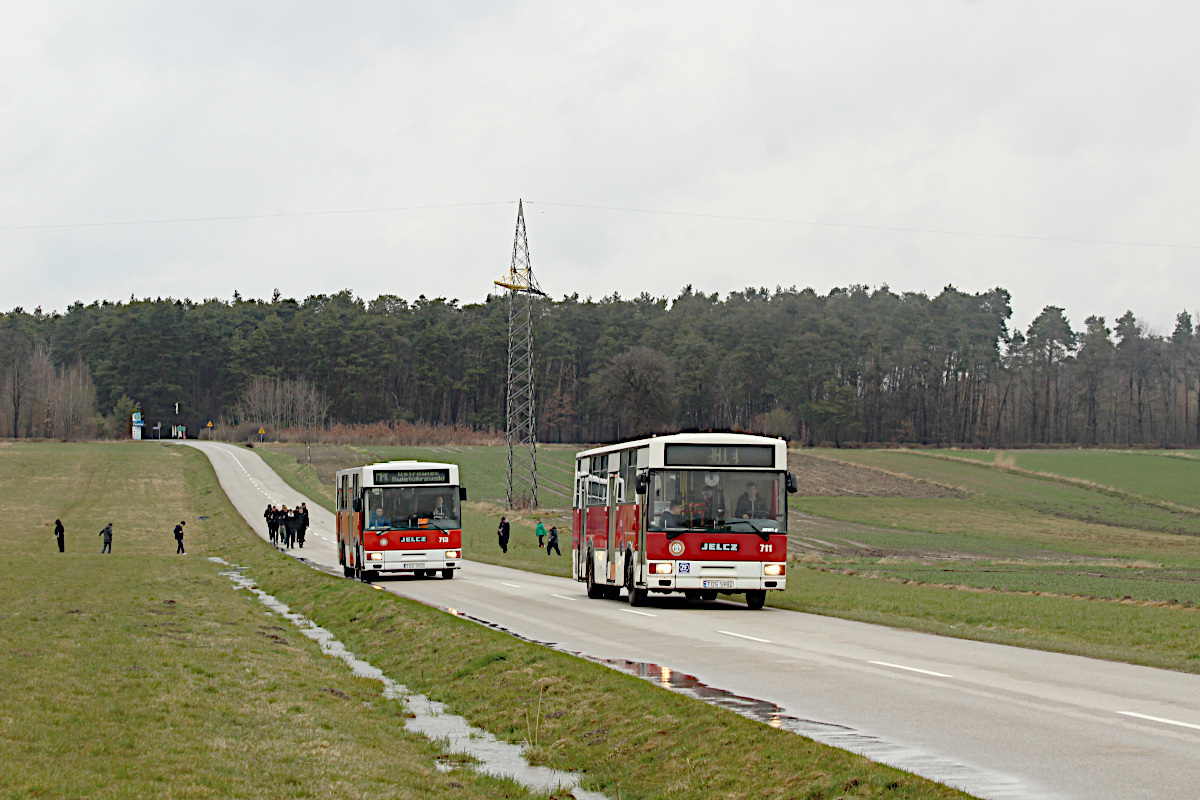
[
  {"left": 282, "top": 506, "right": 297, "bottom": 549},
  {"left": 535, "top": 518, "right": 546, "bottom": 549},
  {"left": 297, "top": 503, "right": 309, "bottom": 548},
  {"left": 497, "top": 516, "right": 510, "bottom": 553},
  {"left": 272, "top": 505, "right": 286, "bottom": 548},
  {"left": 174, "top": 520, "right": 186, "bottom": 554},
  {"left": 265, "top": 504, "right": 278, "bottom": 546},
  {"left": 99, "top": 523, "right": 113, "bottom": 553},
  {"left": 54, "top": 519, "right": 65, "bottom": 553},
  {"left": 546, "top": 524, "right": 561, "bottom": 556}
]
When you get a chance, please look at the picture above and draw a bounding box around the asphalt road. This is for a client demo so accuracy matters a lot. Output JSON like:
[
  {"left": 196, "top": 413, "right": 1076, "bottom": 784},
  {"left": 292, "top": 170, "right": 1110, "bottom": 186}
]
[{"left": 186, "top": 440, "right": 1200, "bottom": 800}]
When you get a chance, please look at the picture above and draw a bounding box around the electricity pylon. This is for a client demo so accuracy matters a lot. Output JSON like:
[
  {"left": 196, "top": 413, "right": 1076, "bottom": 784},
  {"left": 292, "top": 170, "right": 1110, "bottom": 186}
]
[{"left": 495, "top": 200, "right": 545, "bottom": 510}]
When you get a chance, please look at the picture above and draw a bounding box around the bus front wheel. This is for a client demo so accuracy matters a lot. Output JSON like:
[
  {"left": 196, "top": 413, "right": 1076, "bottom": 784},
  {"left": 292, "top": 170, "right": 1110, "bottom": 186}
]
[
  {"left": 626, "top": 558, "right": 647, "bottom": 607},
  {"left": 746, "top": 590, "right": 766, "bottom": 610},
  {"left": 442, "top": 569, "right": 454, "bottom": 580}
]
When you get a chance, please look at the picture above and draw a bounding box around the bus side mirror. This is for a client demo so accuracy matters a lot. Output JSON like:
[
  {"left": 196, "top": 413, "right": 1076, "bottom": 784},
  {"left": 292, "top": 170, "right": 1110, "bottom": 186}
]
[
  {"left": 635, "top": 473, "right": 648, "bottom": 495},
  {"left": 786, "top": 473, "right": 798, "bottom": 494},
  {"left": 352, "top": 497, "right": 363, "bottom": 512},
  {"left": 459, "top": 487, "right": 468, "bottom": 501}
]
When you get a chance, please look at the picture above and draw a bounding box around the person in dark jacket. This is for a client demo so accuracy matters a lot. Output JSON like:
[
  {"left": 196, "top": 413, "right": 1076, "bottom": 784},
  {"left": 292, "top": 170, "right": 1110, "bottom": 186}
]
[
  {"left": 174, "top": 520, "right": 186, "bottom": 554},
  {"left": 546, "top": 525, "right": 561, "bottom": 556},
  {"left": 265, "top": 504, "right": 279, "bottom": 546},
  {"left": 99, "top": 523, "right": 113, "bottom": 553},
  {"left": 54, "top": 519, "right": 65, "bottom": 552},
  {"left": 297, "top": 503, "right": 309, "bottom": 548},
  {"left": 278, "top": 506, "right": 292, "bottom": 551},
  {"left": 273, "top": 506, "right": 287, "bottom": 547},
  {"left": 497, "top": 517, "right": 510, "bottom": 553}
]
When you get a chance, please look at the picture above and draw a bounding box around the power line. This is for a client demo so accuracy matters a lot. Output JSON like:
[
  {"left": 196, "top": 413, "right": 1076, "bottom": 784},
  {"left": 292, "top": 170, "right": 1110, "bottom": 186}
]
[
  {"left": 4, "top": 196, "right": 1197, "bottom": 252},
  {"left": 0, "top": 201, "right": 515, "bottom": 231},
  {"left": 526, "top": 200, "right": 1200, "bottom": 251}
]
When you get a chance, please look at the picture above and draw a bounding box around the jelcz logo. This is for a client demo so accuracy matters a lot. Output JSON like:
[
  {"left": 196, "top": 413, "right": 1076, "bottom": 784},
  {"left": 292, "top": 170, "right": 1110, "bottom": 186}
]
[
  {"left": 701, "top": 542, "right": 738, "bottom": 552},
  {"left": 398, "top": 536, "right": 426, "bottom": 543}
]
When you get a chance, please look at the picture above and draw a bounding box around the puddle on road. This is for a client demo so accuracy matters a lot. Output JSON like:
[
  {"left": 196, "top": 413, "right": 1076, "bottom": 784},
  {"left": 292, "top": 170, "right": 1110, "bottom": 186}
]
[
  {"left": 430, "top": 603, "right": 1047, "bottom": 800},
  {"left": 604, "top": 658, "right": 1049, "bottom": 800},
  {"left": 208, "top": 558, "right": 607, "bottom": 800}
]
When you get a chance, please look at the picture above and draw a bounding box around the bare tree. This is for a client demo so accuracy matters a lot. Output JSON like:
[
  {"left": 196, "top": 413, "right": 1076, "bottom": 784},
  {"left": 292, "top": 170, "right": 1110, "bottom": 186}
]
[
  {"left": 237, "top": 376, "right": 330, "bottom": 431},
  {"left": 591, "top": 346, "right": 677, "bottom": 438}
]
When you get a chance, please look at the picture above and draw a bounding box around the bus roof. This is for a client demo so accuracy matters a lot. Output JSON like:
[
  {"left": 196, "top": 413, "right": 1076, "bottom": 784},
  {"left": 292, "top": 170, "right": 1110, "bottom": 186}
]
[
  {"left": 575, "top": 432, "right": 787, "bottom": 460},
  {"left": 335, "top": 461, "right": 461, "bottom": 485}
]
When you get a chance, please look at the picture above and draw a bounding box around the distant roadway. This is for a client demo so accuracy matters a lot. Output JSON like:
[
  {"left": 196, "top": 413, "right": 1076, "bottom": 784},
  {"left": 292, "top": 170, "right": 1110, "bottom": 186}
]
[{"left": 185, "top": 440, "right": 1200, "bottom": 800}]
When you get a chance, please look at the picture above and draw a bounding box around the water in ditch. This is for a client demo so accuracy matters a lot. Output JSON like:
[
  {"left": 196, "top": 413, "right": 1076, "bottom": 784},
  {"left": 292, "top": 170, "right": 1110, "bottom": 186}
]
[{"left": 209, "top": 558, "right": 608, "bottom": 800}]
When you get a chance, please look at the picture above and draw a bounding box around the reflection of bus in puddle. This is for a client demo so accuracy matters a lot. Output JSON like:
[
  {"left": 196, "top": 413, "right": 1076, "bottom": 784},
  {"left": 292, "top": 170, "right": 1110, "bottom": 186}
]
[{"left": 335, "top": 461, "right": 466, "bottom": 581}]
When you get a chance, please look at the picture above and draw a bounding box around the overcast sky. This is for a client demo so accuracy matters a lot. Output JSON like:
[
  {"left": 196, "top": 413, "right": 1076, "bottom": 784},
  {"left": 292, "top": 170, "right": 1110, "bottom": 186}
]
[{"left": 2, "top": 2, "right": 1198, "bottom": 334}]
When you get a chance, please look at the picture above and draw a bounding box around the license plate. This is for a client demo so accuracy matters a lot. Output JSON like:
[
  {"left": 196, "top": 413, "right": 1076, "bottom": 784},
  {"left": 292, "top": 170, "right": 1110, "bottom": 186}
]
[
  {"left": 402, "top": 563, "right": 425, "bottom": 569},
  {"left": 702, "top": 579, "right": 735, "bottom": 589}
]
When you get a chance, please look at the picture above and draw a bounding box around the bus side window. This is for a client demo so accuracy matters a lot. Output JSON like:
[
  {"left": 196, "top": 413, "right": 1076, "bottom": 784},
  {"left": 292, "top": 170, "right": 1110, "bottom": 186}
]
[{"left": 618, "top": 450, "right": 635, "bottom": 503}]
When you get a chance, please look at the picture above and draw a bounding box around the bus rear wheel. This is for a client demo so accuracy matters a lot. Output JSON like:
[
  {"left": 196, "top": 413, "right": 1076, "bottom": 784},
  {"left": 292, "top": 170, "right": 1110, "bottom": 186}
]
[
  {"left": 442, "top": 569, "right": 454, "bottom": 580},
  {"left": 746, "top": 590, "right": 766, "bottom": 610},
  {"left": 586, "top": 557, "right": 604, "bottom": 599}
]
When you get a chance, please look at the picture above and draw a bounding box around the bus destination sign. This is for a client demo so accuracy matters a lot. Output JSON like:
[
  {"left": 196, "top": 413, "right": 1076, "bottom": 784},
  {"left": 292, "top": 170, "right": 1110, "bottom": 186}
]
[
  {"left": 664, "top": 444, "right": 774, "bottom": 468},
  {"left": 373, "top": 469, "right": 450, "bottom": 485}
]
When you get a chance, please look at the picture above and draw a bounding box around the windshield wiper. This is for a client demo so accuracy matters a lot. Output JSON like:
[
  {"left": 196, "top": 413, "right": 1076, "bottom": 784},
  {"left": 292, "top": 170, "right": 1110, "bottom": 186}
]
[{"left": 725, "top": 520, "right": 772, "bottom": 542}]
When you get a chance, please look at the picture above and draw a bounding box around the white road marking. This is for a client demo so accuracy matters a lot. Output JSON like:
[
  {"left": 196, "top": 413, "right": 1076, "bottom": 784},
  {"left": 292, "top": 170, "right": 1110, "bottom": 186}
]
[
  {"left": 1119, "top": 711, "right": 1200, "bottom": 731},
  {"left": 623, "top": 609, "right": 656, "bottom": 617},
  {"left": 501, "top": 582, "right": 523, "bottom": 588},
  {"left": 550, "top": 594, "right": 577, "bottom": 602},
  {"left": 870, "top": 661, "right": 953, "bottom": 678},
  {"left": 718, "top": 630, "right": 771, "bottom": 643}
]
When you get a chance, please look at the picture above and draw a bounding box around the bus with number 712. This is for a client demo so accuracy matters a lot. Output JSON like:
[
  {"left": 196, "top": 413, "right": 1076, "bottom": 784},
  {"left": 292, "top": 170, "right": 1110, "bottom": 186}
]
[
  {"left": 336, "top": 461, "right": 466, "bottom": 582},
  {"left": 572, "top": 432, "right": 796, "bottom": 609}
]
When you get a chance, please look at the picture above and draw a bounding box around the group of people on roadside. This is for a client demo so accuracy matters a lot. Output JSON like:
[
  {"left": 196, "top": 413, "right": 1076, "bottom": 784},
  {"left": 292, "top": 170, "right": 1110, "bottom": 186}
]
[
  {"left": 497, "top": 516, "right": 560, "bottom": 556},
  {"left": 48, "top": 518, "right": 188, "bottom": 554},
  {"left": 264, "top": 503, "right": 310, "bottom": 549}
]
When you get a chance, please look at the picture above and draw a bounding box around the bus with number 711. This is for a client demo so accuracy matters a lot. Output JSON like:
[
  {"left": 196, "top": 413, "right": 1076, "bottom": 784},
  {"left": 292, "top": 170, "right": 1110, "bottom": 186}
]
[
  {"left": 336, "top": 461, "right": 466, "bottom": 582},
  {"left": 572, "top": 432, "right": 796, "bottom": 609}
]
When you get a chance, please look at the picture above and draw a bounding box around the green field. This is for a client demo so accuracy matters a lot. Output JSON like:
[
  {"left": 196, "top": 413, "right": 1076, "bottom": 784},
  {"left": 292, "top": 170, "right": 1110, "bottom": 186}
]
[
  {"left": 778, "top": 448, "right": 1200, "bottom": 671},
  {"left": 254, "top": 441, "right": 1200, "bottom": 674},
  {"left": 0, "top": 443, "right": 530, "bottom": 799},
  {"left": 930, "top": 448, "right": 1200, "bottom": 508},
  {"left": 1, "top": 441, "right": 965, "bottom": 800}
]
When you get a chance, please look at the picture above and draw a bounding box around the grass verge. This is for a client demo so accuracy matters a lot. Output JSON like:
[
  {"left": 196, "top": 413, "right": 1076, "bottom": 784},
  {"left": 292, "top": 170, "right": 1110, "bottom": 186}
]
[{"left": 0, "top": 442, "right": 534, "bottom": 799}]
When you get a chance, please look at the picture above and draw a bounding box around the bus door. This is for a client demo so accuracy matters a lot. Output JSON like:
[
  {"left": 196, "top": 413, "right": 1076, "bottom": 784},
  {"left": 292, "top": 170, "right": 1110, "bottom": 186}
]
[{"left": 606, "top": 473, "right": 618, "bottom": 583}]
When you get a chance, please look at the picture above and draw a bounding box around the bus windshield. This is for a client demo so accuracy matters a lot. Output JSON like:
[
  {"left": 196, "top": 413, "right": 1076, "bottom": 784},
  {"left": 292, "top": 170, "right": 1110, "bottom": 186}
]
[
  {"left": 647, "top": 470, "right": 786, "bottom": 535},
  {"left": 365, "top": 486, "right": 460, "bottom": 531}
]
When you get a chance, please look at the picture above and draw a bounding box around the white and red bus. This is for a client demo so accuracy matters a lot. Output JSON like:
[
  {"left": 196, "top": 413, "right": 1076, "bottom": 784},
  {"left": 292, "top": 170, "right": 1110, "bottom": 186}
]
[
  {"left": 572, "top": 433, "right": 796, "bottom": 609},
  {"left": 336, "top": 461, "right": 466, "bottom": 582}
]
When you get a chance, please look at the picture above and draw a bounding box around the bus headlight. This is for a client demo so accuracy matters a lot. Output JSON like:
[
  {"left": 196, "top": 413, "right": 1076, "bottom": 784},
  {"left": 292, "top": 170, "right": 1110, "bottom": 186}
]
[
  {"left": 763, "top": 563, "right": 785, "bottom": 576},
  {"left": 651, "top": 562, "right": 673, "bottom": 575},
  {"left": 367, "top": 552, "right": 384, "bottom": 562},
  {"left": 445, "top": 550, "right": 460, "bottom": 559}
]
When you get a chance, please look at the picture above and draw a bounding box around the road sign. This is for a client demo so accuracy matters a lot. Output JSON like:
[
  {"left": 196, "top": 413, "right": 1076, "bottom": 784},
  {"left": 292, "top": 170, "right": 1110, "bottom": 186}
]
[
  {"left": 258, "top": 428, "right": 265, "bottom": 435},
  {"left": 206, "top": 420, "right": 214, "bottom": 428}
]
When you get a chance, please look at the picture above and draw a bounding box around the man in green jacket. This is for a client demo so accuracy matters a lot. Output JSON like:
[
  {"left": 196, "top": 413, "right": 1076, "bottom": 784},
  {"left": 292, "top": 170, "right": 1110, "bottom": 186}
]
[{"left": 535, "top": 519, "right": 546, "bottom": 549}]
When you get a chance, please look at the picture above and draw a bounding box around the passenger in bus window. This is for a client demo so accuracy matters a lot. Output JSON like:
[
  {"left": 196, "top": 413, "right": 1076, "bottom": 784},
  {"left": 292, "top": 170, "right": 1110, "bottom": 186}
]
[
  {"left": 735, "top": 482, "right": 770, "bottom": 519},
  {"left": 660, "top": 500, "right": 683, "bottom": 529},
  {"left": 430, "top": 495, "right": 449, "bottom": 518},
  {"left": 687, "top": 485, "right": 723, "bottom": 524},
  {"left": 370, "top": 507, "right": 391, "bottom": 529}
]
